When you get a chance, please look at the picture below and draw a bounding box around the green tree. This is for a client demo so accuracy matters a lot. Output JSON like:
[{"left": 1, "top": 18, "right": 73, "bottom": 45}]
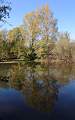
[
  {"left": 0, "top": 0, "right": 11, "bottom": 22},
  {"left": 0, "top": 30, "right": 8, "bottom": 60},
  {"left": 7, "top": 27, "right": 26, "bottom": 59}
]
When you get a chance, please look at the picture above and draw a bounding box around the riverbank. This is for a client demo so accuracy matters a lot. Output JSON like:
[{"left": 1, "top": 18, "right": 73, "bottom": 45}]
[{"left": 0, "top": 59, "right": 24, "bottom": 64}]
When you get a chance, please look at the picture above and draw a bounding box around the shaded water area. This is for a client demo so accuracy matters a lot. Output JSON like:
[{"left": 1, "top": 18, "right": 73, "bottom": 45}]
[{"left": 0, "top": 63, "right": 75, "bottom": 120}]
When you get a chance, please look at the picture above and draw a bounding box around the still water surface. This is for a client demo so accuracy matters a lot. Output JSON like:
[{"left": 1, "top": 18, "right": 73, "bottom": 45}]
[{"left": 0, "top": 63, "right": 75, "bottom": 120}]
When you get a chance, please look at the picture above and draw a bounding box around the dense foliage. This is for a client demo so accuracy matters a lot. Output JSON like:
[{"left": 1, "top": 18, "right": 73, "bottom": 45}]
[
  {"left": 0, "top": 0, "right": 11, "bottom": 22},
  {"left": 0, "top": 5, "right": 74, "bottom": 64}
]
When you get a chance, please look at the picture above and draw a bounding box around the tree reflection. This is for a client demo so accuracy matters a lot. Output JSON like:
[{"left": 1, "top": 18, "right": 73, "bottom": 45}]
[
  {"left": 0, "top": 63, "right": 75, "bottom": 112},
  {"left": 22, "top": 64, "right": 59, "bottom": 112}
]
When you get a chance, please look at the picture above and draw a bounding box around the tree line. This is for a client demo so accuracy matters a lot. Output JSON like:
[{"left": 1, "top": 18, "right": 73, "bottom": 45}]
[{"left": 0, "top": 4, "right": 75, "bottom": 64}]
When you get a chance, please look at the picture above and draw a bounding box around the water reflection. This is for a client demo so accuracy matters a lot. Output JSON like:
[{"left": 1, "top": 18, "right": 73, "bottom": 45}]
[
  {"left": 0, "top": 63, "right": 75, "bottom": 119},
  {"left": 0, "top": 88, "right": 28, "bottom": 120}
]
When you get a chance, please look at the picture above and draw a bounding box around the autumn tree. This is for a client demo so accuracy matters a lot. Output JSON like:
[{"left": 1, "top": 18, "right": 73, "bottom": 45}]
[
  {"left": 54, "top": 32, "right": 72, "bottom": 64},
  {"left": 38, "top": 5, "right": 57, "bottom": 64},
  {"left": 0, "top": 30, "right": 8, "bottom": 60},
  {"left": 23, "top": 8, "right": 41, "bottom": 62},
  {"left": 7, "top": 26, "right": 26, "bottom": 59},
  {"left": 24, "top": 5, "right": 57, "bottom": 63}
]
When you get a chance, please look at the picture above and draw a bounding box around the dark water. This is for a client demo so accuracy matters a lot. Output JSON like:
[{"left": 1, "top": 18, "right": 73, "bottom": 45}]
[{"left": 0, "top": 63, "right": 75, "bottom": 120}]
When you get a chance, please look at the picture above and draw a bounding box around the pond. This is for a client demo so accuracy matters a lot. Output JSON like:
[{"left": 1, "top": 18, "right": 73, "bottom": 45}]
[{"left": 0, "top": 63, "right": 75, "bottom": 120}]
